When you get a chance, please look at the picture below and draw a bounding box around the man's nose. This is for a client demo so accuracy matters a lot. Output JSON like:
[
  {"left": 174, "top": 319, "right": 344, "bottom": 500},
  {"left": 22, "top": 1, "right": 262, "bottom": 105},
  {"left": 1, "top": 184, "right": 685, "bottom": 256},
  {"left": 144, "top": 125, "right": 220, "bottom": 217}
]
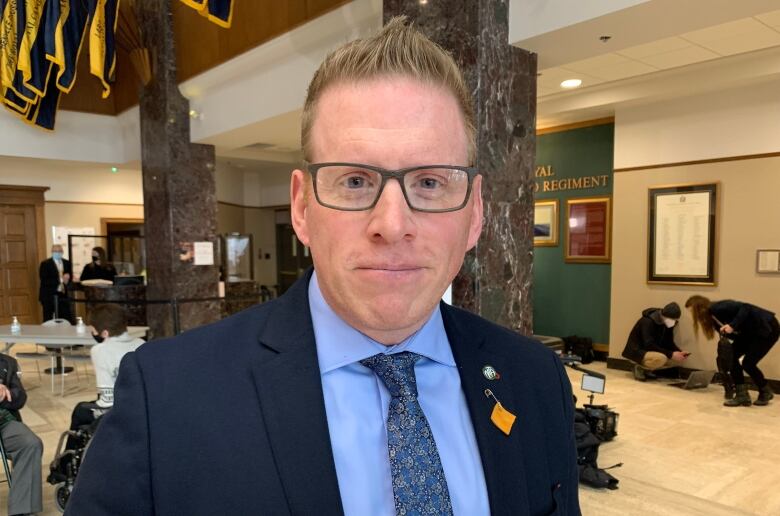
[{"left": 365, "top": 179, "right": 417, "bottom": 243}]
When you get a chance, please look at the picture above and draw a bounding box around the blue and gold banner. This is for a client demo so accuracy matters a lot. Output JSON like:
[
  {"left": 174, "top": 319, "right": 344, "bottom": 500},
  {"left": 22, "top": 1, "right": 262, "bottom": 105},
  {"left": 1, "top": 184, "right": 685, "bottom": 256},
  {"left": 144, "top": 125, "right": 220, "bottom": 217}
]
[
  {"left": 48, "top": 0, "right": 88, "bottom": 93},
  {"left": 88, "top": 0, "right": 119, "bottom": 99},
  {"left": 2, "top": 0, "right": 102, "bottom": 129},
  {"left": 181, "top": 0, "right": 233, "bottom": 28}
]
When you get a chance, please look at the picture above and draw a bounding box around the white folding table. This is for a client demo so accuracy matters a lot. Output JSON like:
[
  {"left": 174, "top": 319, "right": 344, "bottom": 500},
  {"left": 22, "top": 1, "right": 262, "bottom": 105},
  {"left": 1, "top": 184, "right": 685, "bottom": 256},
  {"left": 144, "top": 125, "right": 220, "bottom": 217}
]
[{"left": 0, "top": 325, "right": 149, "bottom": 393}]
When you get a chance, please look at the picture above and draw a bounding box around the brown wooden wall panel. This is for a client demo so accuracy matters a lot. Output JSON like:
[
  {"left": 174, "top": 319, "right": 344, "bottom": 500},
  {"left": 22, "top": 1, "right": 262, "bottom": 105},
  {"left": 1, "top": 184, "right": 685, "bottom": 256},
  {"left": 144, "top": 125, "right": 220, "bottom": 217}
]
[
  {"left": 7, "top": 269, "right": 30, "bottom": 290},
  {"left": 9, "top": 294, "right": 34, "bottom": 317},
  {"left": 5, "top": 240, "right": 26, "bottom": 263},
  {"left": 57, "top": 0, "right": 349, "bottom": 116},
  {"left": 4, "top": 212, "right": 25, "bottom": 236}
]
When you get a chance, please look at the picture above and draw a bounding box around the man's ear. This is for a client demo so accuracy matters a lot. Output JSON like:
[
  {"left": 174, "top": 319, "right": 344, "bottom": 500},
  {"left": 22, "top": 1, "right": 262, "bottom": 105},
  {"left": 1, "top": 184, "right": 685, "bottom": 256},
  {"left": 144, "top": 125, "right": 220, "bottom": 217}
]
[
  {"left": 466, "top": 174, "right": 483, "bottom": 250},
  {"left": 290, "top": 169, "right": 311, "bottom": 246},
  {"left": 101, "top": 329, "right": 110, "bottom": 339}
]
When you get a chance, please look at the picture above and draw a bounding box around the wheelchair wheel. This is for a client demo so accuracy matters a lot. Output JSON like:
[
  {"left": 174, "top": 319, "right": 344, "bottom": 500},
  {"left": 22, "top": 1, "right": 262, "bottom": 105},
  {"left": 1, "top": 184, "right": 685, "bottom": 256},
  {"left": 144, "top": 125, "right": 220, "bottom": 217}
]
[{"left": 54, "top": 482, "right": 71, "bottom": 513}]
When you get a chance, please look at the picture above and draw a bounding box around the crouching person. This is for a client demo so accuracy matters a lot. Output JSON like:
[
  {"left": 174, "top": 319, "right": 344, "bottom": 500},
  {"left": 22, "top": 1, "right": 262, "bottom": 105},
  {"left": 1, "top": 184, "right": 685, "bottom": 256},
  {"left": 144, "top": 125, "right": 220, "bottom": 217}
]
[
  {"left": 0, "top": 353, "right": 43, "bottom": 516},
  {"left": 622, "top": 302, "right": 688, "bottom": 381}
]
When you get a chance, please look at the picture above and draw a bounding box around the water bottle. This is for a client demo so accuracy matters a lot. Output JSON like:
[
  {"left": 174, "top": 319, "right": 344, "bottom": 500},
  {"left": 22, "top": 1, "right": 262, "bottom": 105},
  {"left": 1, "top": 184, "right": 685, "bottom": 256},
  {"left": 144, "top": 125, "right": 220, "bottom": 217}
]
[
  {"left": 10, "top": 316, "right": 21, "bottom": 335},
  {"left": 76, "top": 316, "right": 86, "bottom": 334}
]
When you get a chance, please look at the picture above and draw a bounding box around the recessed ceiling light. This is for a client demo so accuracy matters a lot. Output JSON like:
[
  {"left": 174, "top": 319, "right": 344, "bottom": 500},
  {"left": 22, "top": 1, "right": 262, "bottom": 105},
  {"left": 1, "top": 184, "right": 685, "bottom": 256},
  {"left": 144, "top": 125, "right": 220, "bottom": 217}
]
[
  {"left": 560, "top": 79, "right": 582, "bottom": 89},
  {"left": 419, "top": 0, "right": 428, "bottom": 4}
]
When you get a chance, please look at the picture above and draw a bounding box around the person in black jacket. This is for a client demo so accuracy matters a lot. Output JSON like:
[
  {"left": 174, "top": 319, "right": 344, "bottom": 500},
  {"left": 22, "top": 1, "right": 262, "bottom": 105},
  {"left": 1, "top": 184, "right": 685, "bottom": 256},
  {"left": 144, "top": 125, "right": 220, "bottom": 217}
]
[
  {"left": 622, "top": 302, "right": 688, "bottom": 381},
  {"left": 686, "top": 295, "right": 779, "bottom": 407},
  {"left": 79, "top": 246, "right": 117, "bottom": 283},
  {"left": 0, "top": 353, "right": 44, "bottom": 516},
  {"left": 38, "top": 244, "right": 73, "bottom": 323}
]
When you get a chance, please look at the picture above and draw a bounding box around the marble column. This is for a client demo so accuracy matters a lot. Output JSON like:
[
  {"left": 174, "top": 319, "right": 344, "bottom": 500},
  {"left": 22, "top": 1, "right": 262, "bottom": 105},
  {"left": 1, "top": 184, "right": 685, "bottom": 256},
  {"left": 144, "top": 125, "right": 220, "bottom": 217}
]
[
  {"left": 384, "top": 1, "right": 537, "bottom": 335},
  {"left": 137, "top": 0, "right": 220, "bottom": 338}
]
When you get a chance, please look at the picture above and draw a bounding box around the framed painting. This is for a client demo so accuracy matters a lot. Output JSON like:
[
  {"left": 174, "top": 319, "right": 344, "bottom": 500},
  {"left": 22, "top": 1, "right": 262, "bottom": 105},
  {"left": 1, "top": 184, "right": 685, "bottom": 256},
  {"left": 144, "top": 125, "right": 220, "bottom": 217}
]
[
  {"left": 534, "top": 199, "right": 559, "bottom": 247},
  {"left": 565, "top": 196, "right": 611, "bottom": 263}
]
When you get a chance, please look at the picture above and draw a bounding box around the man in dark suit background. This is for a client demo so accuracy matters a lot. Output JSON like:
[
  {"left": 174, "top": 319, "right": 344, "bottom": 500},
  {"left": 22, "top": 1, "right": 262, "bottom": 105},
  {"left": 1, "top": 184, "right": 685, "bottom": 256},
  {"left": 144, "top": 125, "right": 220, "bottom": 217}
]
[
  {"left": 38, "top": 244, "right": 73, "bottom": 323},
  {"left": 67, "top": 18, "right": 579, "bottom": 516}
]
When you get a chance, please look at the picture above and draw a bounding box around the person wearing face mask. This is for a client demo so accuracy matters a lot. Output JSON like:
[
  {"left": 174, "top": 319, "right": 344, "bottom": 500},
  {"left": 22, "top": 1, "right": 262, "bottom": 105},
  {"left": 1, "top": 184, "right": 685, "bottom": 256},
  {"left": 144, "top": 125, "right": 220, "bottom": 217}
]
[
  {"left": 622, "top": 302, "right": 688, "bottom": 381},
  {"left": 79, "top": 246, "right": 117, "bottom": 283},
  {"left": 39, "top": 244, "right": 74, "bottom": 322},
  {"left": 56, "top": 304, "right": 144, "bottom": 460}
]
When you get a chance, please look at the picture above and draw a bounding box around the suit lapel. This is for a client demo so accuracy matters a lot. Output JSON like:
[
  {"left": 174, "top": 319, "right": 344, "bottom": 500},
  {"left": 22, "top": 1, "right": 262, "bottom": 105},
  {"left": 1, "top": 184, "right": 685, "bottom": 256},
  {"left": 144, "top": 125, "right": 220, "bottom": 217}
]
[
  {"left": 442, "top": 304, "right": 531, "bottom": 516},
  {"left": 249, "top": 273, "right": 344, "bottom": 515}
]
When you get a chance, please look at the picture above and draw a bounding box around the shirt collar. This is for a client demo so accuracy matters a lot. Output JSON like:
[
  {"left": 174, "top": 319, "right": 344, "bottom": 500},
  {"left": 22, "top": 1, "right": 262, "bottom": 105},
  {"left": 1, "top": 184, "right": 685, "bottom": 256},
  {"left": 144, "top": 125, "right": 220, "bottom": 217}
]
[{"left": 309, "top": 271, "right": 455, "bottom": 375}]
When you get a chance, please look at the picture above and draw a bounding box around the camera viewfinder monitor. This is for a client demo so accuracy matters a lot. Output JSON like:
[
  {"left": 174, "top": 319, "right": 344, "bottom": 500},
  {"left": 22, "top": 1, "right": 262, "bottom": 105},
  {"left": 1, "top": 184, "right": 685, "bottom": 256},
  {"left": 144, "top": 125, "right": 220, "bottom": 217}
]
[{"left": 581, "top": 373, "right": 605, "bottom": 394}]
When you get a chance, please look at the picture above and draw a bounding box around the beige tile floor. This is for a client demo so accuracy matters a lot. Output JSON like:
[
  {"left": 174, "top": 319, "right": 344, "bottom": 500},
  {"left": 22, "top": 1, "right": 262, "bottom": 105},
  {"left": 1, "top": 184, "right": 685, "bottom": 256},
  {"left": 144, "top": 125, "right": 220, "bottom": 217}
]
[{"left": 1, "top": 350, "right": 777, "bottom": 515}]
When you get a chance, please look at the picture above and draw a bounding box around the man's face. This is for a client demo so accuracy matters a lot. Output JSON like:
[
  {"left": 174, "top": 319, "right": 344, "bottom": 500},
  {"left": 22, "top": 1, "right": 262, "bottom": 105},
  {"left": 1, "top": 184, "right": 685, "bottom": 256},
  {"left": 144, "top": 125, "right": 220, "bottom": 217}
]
[
  {"left": 52, "top": 245, "right": 63, "bottom": 256},
  {"left": 291, "top": 77, "right": 483, "bottom": 344}
]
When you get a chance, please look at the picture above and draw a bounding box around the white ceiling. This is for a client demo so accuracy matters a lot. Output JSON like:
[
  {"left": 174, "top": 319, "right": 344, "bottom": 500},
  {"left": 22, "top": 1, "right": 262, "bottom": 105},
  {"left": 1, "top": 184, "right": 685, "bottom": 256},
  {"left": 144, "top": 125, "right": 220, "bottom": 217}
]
[{"left": 531, "top": 4, "right": 780, "bottom": 128}]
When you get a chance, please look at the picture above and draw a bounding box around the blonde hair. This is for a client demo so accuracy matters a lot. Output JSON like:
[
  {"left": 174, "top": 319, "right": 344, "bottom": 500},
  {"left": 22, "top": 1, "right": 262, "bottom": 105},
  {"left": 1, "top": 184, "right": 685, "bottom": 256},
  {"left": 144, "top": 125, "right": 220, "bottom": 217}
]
[
  {"left": 685, "top": 295, "right": 716, "bottom": 340},
  {"left": 301, "top": 16, "right": 476, "bottom": 163}
]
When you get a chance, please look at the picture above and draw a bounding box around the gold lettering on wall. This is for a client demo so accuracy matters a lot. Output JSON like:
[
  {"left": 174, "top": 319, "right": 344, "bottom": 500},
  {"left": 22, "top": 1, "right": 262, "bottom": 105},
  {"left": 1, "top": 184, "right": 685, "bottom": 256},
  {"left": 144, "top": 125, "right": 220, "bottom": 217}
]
[{"left": 534, "top": 166, "right": 610, "bottom": 193}]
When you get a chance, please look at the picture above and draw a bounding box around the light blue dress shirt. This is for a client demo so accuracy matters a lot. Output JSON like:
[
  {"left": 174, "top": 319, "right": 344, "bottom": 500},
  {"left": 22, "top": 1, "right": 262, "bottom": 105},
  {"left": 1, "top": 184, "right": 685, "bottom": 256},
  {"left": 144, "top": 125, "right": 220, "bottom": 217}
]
[{"left": 309, "top": 272, "right": 490, "bottom": 516}]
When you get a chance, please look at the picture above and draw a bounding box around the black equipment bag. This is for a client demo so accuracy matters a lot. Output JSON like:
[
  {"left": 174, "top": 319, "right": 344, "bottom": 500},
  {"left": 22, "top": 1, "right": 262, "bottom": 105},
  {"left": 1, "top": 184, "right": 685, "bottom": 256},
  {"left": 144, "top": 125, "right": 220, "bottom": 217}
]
[
  {"left": 575, "top": 409, "right": 619, "bottom": 489},
  {"left": 563, "top": 335, "right": 595, "bottom": 364}
]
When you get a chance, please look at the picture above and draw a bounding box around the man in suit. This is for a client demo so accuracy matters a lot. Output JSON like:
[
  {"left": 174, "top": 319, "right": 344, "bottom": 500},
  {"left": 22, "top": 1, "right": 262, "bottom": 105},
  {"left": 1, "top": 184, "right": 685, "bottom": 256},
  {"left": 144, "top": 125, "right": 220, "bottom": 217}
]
[
  {"left": 38, "top": 244, "right": 73, "bottom": 323},
  {"left": 67, "top": 18, "right": 579, "bottom": 515},
  {"left": 0, "top": 353, "right": 44, "bottom": 516}
]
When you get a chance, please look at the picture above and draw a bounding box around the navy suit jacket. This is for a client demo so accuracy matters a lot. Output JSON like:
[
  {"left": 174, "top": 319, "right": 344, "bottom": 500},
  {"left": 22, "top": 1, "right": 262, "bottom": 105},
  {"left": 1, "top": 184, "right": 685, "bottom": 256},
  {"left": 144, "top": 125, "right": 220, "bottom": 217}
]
[
  {"left": 38, "top": 257, "right": 72, "bottom": 302},
  {"left": 67, "top": 273, "right": 579, "bottom": 515}
]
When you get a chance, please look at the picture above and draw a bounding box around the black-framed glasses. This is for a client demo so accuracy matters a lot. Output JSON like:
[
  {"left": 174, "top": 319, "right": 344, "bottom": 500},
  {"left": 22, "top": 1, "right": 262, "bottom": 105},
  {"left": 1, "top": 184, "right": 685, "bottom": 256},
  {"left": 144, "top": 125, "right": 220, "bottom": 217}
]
[{"left": 306, "top": 162, "right": 478, "bottom": 213}]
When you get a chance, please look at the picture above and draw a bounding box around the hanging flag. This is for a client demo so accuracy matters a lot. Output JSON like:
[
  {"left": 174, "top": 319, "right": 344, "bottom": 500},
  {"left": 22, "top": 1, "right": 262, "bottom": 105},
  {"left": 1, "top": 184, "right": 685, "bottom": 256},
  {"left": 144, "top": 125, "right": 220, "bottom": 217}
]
[
  {"left": 25, "top": 66, "right": 60, "bottom": 129},
  {"left": 48, "top": 0, "right": 88, "bottom": 93},
  {"left": 88, "top": 0, "right": 119, "bottom": 98},
  {"left": 3, "top": 86, "right": 30, "bottom": 115},
  {"left": 17, "top": 0, "right": 52, "bottom": 98},
  {"left": 181, "top": 0, "right": 233, "bottom": 29},
  {"left": 204, "top": 0, "right": 232, "bottom": 28},
  {"left": 4, "top": 0, "right": 44, "bottom": 104},
  {"left": 0, "top": 0, "right": 21, "bottom": 91},
  {"left": 180, "top": 0, "right": 206, "bottom": 12}
]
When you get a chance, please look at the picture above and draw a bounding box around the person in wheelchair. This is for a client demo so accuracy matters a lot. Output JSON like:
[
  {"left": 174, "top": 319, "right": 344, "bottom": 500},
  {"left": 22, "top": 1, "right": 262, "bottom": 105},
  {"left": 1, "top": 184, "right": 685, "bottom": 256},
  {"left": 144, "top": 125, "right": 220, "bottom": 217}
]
[{"left": 49, "top": 305, "right": 144, "bottom": 489}]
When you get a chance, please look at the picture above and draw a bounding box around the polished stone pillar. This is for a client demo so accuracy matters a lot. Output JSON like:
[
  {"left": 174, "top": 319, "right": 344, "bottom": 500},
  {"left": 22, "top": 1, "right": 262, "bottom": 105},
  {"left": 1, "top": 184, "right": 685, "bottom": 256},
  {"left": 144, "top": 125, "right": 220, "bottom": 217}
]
[
  {"left": 384, "top": 1, "right": 536, "bottom": 335},
  {"left": 137, "top": 0, "right": 220, "bottom": 338}
]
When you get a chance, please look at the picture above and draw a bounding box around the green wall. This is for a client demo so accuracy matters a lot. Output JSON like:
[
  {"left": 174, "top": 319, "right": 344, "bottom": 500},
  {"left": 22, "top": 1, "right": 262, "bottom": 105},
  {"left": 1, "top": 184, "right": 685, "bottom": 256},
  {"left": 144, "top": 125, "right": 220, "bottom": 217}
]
[{"left": 533, "top": 123, "right": 614, "bottom": 344}]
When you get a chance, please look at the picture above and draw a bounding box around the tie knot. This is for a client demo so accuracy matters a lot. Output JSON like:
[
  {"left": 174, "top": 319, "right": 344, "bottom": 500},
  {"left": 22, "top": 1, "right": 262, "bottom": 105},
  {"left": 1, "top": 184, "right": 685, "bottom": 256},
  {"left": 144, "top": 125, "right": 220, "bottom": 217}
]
[{"left": 360, "top": 351, "right": 422, "bottom": 399}]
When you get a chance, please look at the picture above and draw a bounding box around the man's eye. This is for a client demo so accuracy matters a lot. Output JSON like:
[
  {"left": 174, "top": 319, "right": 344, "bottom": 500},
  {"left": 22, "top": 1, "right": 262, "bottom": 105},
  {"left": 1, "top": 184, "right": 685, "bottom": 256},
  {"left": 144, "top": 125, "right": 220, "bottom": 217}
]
[
  {"left": 417, "top": 177, "right": 443, "bottom": 189},
  {"left": 341, "top": 174, "right": 371, "bottom": 190},
  {"left": 345, "top": 176, "right": 366, "bottom": 188}
]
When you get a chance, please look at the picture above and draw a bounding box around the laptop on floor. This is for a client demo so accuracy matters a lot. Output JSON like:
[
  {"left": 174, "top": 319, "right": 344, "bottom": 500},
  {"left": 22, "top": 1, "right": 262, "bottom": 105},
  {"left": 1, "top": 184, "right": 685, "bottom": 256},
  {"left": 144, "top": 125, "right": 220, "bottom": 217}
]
[{"left": 670, "top": 370, "right": 715, "bottom": 390}]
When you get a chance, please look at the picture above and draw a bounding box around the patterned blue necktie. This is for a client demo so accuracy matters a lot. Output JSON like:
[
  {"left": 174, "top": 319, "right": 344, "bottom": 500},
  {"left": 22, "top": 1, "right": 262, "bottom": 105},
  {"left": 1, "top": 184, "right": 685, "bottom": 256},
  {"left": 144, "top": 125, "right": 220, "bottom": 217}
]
[{"left": 360, "top": 351, "right": 454, "bottom": 516}]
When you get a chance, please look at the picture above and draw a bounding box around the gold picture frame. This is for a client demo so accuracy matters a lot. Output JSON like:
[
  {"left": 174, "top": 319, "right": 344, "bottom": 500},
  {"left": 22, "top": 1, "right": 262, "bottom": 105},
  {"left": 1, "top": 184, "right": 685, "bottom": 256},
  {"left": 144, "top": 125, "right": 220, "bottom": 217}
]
[
  {"left": 565, "top": 196, "right": 611, "bottom": 263},
  {"left": 534, "top": 199, "right": 559, "bottom": 247},
  {"left": 647, "top": 182, "right": 718, "bottom": 285}
]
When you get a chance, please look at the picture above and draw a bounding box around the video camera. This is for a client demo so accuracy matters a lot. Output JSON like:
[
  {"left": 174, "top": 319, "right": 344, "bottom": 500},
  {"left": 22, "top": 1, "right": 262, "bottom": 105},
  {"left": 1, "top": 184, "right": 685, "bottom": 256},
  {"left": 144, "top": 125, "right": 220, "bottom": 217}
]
[{"left": 560, "top": 353, "right": 619, "bottom": 442}]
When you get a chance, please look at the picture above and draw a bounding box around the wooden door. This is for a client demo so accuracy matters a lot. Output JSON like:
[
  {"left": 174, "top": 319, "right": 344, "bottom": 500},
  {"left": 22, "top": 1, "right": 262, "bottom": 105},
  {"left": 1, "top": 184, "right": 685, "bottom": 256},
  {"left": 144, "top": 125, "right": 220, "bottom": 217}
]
[{"left": 0, "top": 205, "right": 40, "bottom": 323}]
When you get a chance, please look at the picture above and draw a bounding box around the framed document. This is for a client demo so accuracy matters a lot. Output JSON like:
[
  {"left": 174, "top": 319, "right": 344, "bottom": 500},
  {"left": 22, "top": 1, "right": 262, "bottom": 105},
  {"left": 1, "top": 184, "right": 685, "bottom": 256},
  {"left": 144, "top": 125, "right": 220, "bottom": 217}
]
[
  {"left": 534, "top": 200, "right": 559, "bottom": 247},
  {"left": 757, "top": 250, "right": 780, "bottom": 274},
  {"left": 565, "top": 196, "right": 611, "bottom": 263},
  {"left": 648, "top": 182, "right": 718, "bottom": 285}
]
